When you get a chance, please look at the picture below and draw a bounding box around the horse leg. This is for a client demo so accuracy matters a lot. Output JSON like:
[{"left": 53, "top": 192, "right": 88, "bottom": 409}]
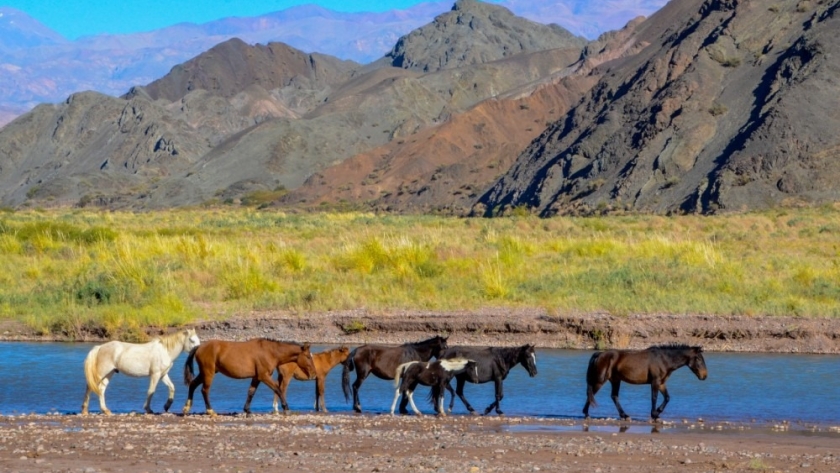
[
  {"left": 406, "top": 389, "right": 422, "bottom": 416},
  {"left": 97, "top": 371, "right": 115, "bottom": 416},
  {"left": 81, "top": 385, "right": 92, "bottom": 415},
  {"left": 143, "top": 371, "right": 163, "bottom": 414},
  {"left": 243, "top": 377, "right": 261, "bottom": 415},
  {"left": 398, "top": 388, "right": 411, "bottom": 414},
  {"left": 315, "top": 375, "right": 327, "bottom": 412},
  {"left": 445, "top": 381, "right": 456, "bottom": 413},
  {"left": 454, "top": 376, "right": 476, "bottom": 414},
  {"left": 652, "top": 383, "right": 670, "bottom": 421},
  {"left": 389, "top": 386, "right": 402, "bottom": 415},
  {"left": 183, "top": 373, "right": 204, "bottom": 415},
  {"left": 435, "top": 385, "right": 446, "bottom": 417},
  {"left": 273, "top": 372, "right": 292, "bottom": 414},
  {"left": 201, "top": 372, "right": 217, "bottom": 416},
  {"left": 258, "top": 371, "right": 288, "bottom": 415},
  {"left": 351, "top": 369, "right": 370, "bottom": 413},
  {"left": 484, "top": 378, "right": 504, "bottom": 416},
  {"left": 610, "top": 379, "right": 630, "bottom": 420},
  {"left": 161, "top": 373, "right": 176, "bottom": 413}
]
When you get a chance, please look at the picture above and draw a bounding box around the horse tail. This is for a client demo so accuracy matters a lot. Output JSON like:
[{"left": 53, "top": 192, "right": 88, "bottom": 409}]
[
  {"left": 393, "top": 361, "right": 418, "bottom": 388},
  {"left": 585, "top": 352, "right": 602, "bottom": 408},
  {"left": 83, "top": 346, "right": 103, "bottom": 397},
  {"left": 183, "top": 346, "right": 199, "bottom": 386},
  {"left": 341, "top": 350, "right": 356, "bottom": 402}
]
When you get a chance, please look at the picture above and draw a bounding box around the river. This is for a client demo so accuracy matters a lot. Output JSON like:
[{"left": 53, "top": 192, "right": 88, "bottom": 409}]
[{"left": 0, "top": 343, "right": 836, "bottom": 424}]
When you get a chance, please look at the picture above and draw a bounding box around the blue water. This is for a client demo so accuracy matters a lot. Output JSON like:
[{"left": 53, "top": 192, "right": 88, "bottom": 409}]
[{"left": 0, "top": 343, "right": 837, "bottom": 424}]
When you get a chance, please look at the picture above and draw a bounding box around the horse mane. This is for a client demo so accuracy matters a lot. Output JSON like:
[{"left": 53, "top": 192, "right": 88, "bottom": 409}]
[
  {"left": 157, "top": 330, "right": 188, "bottom": 352},
  {"left": 405, "top": 335, "right": 444, "bottom": 347},
  {"left": 648, "top": 343, "right": 701, "bottom": 351}
]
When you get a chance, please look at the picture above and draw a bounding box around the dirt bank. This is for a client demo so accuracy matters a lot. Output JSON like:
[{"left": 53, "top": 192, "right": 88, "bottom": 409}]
[
  {"left": 2, "top": 413, "right": 839, "bottom": 473},
  {"left": 3, "top": 309, "right": 840, "bottom": 353}
]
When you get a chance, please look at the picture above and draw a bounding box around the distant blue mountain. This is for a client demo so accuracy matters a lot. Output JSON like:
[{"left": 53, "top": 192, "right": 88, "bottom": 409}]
[{"left": 0, "top": 7, "right": 67, "bottom": 51}]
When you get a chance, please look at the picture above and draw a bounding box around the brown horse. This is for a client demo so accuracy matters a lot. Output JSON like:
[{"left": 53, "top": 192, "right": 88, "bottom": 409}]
[
  {"left": 272, "top": 346, "right": 351, "bottom": 414},
  {"left": 583, "top": 344, "right": 708, "bottom": 421},
  {"left": 342, "top": 335, "right": 448, "bottom": 413},
  {"left": 182, "top": 338, "right": 315, "bottom": 416}
]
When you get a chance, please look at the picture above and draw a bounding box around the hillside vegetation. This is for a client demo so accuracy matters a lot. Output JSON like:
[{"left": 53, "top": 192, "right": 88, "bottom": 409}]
[{"left": 1, "top": 207, "right": 839, "bottom": 340}]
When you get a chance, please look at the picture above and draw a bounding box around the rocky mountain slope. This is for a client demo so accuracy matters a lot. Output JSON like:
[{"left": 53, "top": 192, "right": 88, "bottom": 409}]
[
  {"left": 478, "top": 0, "right": 840, "bottom": 216},
  {"left": 0, "top": 0, "right": 589, "bottom": 210},
  {"left": 380, "top": 0, "right": 586, "bottom": 72}
]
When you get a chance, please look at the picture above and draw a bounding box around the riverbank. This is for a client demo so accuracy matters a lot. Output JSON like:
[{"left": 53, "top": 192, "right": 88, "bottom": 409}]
[
  {"left": 3, "top": 309, "right": 840, "bottom": 353},
  {"left": 2, "top": 413, "right": 838, "bottom": 473}
]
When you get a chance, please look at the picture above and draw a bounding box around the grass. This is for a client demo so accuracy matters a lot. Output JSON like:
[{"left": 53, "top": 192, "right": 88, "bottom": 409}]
[{"left": 2, "top": 207, "right": 840, "bottom": 340}]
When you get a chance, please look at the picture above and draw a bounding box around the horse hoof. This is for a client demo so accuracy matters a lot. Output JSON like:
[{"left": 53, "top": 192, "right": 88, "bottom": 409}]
[
  {"left": 206, "top": 409, "right": 217, "bottom": 417},
  {"left": 103, "top": 410, "right": 112, "bottom": 416}
]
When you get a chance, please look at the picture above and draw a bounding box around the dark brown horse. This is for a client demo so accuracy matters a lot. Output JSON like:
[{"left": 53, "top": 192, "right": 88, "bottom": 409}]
[
  {"left": 273, "top": 346, "right": 351, "bottom": 414},
  {"left": 583, "top": 344, "right": 708, "bottom": 421},
  {"left": 342, "top": 335, "right": 448, "bottom": 413},
  {"left": 182, "top": 338, "right": 315, "bottom": 416}
]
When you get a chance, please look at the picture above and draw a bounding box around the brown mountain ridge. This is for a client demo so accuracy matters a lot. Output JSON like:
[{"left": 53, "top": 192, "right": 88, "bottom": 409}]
[{"left": 478, "top": 0, "right": 840, "bottom": 216}]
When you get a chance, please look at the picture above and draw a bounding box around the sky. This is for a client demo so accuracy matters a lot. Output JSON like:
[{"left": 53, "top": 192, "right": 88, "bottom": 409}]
[{"left": 2, "top": 0, "right": 461, "bottom": 39}]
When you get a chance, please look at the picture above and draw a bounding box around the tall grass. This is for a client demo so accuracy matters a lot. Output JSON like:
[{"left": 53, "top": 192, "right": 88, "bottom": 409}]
[{"left": 2, "top": 207, "right": 840, "bottom": 339}]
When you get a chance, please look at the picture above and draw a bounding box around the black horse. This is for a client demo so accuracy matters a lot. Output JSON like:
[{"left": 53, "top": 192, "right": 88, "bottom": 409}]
[
  {"left": 443, "top": 344, "right": 538, "bottom": 415},
  {"left": 342, "top": 335, "right": 448, "bottom": 413},
  {"left": 582, "top": 344, "right": 708, "bottom": 421}
]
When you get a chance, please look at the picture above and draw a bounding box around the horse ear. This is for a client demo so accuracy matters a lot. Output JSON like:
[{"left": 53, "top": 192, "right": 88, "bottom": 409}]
[{"left": 301, "top": 342, "right": 311, "bottom": 351}]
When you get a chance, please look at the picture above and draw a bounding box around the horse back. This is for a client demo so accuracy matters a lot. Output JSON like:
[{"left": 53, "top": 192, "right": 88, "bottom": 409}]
[
  {"left": 611, "top": 349, "right": 657, "bottom": 384},
  {"left": 356, "top": 344, "right": 415, "bottom": 380},
  {"left": 442, "top": 346, "right": 500, "bottom": 383}
]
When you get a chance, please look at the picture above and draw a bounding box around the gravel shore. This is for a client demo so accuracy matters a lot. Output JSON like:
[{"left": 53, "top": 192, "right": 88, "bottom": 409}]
[{"left": 2, "top": 413, "right": 839, "bottom": 473}]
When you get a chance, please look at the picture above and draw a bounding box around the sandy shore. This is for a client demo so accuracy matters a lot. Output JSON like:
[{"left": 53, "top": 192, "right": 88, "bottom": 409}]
[{"left": 2, "top": 413, "right": 839, "bottom": 473}]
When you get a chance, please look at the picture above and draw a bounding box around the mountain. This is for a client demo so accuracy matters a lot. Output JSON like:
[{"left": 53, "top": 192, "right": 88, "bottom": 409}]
[
  {"left": 0, "top": 7, "right": 66, "bottom": 51},
  {"left": 381, "top": 0, "right": 586, "bottom": 72},
  {"left": 0, "top": 1, "right": 590, "bottom": 210},
  {"left": 478, "top": 0, "right": 840, "bottom": 216},
  {"left": 0, "top": 1, "right": 666, "bottom": 128},
  {"left": 282, "top": 16, "right": 646, "bottom": 214}
]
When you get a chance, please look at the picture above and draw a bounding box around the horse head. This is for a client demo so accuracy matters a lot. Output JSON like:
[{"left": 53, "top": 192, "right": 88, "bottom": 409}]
[
  {"left": 184, "top": 329, "right": 201, "bottom": 351},
  {"left": 688, "top": 346, "right": 708, "bottom": 380},
  {"left": 298, "top": 343, "right": 317, "bottom": 380},
  {"left": 430, "top": 335, "right": 449, "bottom": 358},
  {"left": 519, "top": 344, "right": 538, "bottom": 377},
  {"left": 335, "top": 346, "right": 352, "bottom": 364}
]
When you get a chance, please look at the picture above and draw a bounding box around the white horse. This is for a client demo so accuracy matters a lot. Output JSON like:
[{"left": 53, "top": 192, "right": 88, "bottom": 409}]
[{"left": 81, "top": 328, "right": 201, "bottom": 415}]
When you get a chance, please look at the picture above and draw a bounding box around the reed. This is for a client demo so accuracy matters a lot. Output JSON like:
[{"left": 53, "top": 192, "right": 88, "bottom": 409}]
[{"left": 1, "top": 207, "right": 839, "bottom": 339}]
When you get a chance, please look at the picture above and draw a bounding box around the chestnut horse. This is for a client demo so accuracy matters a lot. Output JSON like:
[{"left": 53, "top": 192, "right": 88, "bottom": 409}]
[
  {"left": 583, "top": 344, "right": 708, "bottom": 421},
  {"left": 182, "top": 338, "right": 315, "bottom": 416},
  {"left": 272, "top": 346, "right": 351, "bottom": 414},
  {"left": 342, "top": 335, "right": 448, "bottom": 413}
]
